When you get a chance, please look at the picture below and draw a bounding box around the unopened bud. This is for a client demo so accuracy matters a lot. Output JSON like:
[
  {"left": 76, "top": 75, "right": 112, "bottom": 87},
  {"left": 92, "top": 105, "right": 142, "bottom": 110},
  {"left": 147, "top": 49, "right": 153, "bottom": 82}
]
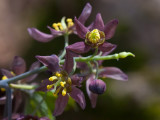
[{"left": 89, "top": 79, "right": 106, "bottom": 94}]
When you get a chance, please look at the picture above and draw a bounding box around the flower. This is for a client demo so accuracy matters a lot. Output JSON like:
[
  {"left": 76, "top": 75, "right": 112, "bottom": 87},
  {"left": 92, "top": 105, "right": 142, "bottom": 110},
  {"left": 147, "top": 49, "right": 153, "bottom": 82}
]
[
  {"left": 27, "top": 3, "right": 92, "bottom": 42},
  {"left": 66, "top": 13, "right": 118, "bottom": 51},
  {"left": 36, "top": 54, "right": 86, "bottom": 116},
  {"left": 89, "top": 79, "right": 106, "bottom": 94},
  {"left": 65, "top": 13, "right": 118, "bottom": 71},
  {"left": 0, "top": 56, "right": 40, "bottom": 112},
  {"left": 76, "top": 51, "right": 128, "bottom": 108}
]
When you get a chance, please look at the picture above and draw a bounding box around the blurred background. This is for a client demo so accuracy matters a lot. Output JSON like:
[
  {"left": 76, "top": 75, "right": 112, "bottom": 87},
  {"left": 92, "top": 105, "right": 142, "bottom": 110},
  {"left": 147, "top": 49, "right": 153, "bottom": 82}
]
[{"left": 0, "top": 0, "right": 160, "bottom": 120}]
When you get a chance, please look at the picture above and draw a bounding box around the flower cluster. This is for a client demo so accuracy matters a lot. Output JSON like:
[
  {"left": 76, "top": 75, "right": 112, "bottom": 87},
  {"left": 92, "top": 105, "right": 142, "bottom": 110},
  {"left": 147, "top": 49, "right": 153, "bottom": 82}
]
[{"left": 0, "top": 2, "right": 134, "bottom": 119}]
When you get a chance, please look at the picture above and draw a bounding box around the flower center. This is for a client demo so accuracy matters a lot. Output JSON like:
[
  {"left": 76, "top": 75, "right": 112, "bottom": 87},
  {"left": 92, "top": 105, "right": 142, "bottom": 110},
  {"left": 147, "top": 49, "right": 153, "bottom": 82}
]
[
  {"left": 52, "top": 18, "right": 74, "bottom": 31},
  {"left": 88, "top": 29, "right": 100, "bottom": 44},
  {"left": 85, "top": 29, "right": 105, "bottom": 48},
  {"left": 46, "top": 71, "right": 72, "bottom": 96}
]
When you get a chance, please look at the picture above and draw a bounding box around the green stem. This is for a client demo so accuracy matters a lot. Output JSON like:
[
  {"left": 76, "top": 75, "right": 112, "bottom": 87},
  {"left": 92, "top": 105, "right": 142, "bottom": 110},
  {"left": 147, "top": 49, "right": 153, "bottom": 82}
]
[
  {"left": 9, "top": 84, "right": 36, "bottom": 90},
  {"left": 59, "top": 34, "right": 69, "bottom": 60},
  {"left": 0, "top": 52, "right": 134, "bottom": 86},
  {"left": 94, "top": 61, "right": 99, "bottom": 79}
]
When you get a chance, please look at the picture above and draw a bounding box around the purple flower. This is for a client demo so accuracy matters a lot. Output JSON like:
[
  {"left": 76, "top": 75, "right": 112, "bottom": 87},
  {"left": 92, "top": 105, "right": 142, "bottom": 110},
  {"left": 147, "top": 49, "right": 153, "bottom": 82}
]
[
  {"left": 87, "top": 67, "right": 128, "bottom": 108},
  {"left": 36, "top": 55, "right": 86, "bottom": 116},
  {"left": 0, "top": 56, "right": 40, "bottom": 112},
  {"left": 65, "top": 13, "right": 118, "bottom": 70},
  {"left": 76, "top": 52, "right": 128, "bottom": 108},
  {"left": 28, "top": 3, "right": 92, "bottom": 42},
  {"left": 89, "top": 79, "right": 106, "bottom": 94}
]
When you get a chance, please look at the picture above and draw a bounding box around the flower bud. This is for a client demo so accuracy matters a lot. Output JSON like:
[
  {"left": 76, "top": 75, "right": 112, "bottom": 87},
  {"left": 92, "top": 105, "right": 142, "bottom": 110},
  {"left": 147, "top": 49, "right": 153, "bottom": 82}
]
[{"left": 89, "top": 79, "right": 106, "bottom": 94}]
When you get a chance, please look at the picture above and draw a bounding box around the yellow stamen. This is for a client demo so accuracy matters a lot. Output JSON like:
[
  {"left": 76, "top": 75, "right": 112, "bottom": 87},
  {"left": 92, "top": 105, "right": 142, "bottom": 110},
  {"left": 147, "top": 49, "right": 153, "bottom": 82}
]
[
  {"left": 55, "top": 72, "right": 62, "bottom": 77},
  {"left": 10, "top": 71, "right": 15, "bottom": 76},
  {"left": 62, "top": 88, "right": 67, "bottom": 96},
  {"left": 47, "top": 84, "right": 54, "bottom": 90},
  {"left": 2, "top": 76, "right": 8, "bottom": 80},
  {"left": 57, "top": 22, "right": 63, "bottom": 30},
  {"left": 49, "top": 76, "right": 57, "bottom": 81},
  {"left": 88, "top": 29, "right": 100, "bottom": 44},
  {"left": 67, "top": 78, "right": 72, "bottom": 85},
  {"left": 53, "top": 93, "right": 57, "bottom": 97},
  {"left": 52, "top": 23, "right": 60, "bottom": 31},
  {"left": 1, "top": 88, "right": 5, "bottom": 92},
  {"left": 67, "top": 18, "right": 74, "bottom": 28},
  {"left": 60, "top": 81, "right": 66, "bottom": 87},
  {"left": 53, "top": 86, "right": 61, "bottom": 96}
]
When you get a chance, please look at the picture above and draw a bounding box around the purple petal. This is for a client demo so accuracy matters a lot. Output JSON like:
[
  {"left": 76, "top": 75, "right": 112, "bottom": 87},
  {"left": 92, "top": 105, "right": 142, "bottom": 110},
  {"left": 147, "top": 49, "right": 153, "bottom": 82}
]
[
  {"left": 13, "top": 90, "right": 22, "bottom": 113},
  {"left": 89, "top": 79, "right": 106, "bottom": 94},
  {"left": 64, "top": 42, "right": 91, "bottom": 74},
  {"left": 99, "top": 67, "right": 128, "bottom": 81},
  {"left": 77, "top": 62, "right": 89, "bottom": 71},
  {"left": 63, "top": 50, "right": 78, "bottom": 74},
  {"left": 78, "top": 3, "right": 92, "bottom": 24},
  {"left": 36, "top": 79, "right": 54, "bottom": 92},
  {"left": 99, "top": 42, "right": 117, "bottom": 52},
  {"left": 70, "top": 86, "right": 86, "bottom": 109},
  {"left": 0, "top": 95, "right": 14, "bottom": 105},
  {"left": 66, "top": 42, "right": 91, "bottom": 54},
  {"left": 92, "top": 13, "right": 104, "bottom": 31},
  {"left": 103, "top": 19, "right": 118, "bottom": 40},
  {"left": 36, "top": 55, "right": 60, "bottom": 73},
  {"left": 1, "top": 69, "right": 14, "bottom": 78},
  {"left": 47, "top": 26, "right": 63, "bottom": 35},
  {"left": 71, "top": 74, "right": 83, "bottom": 87},
  {"left": 11, "top": 56, "right": 26, "bottom": 75},
  {"left": 0, "top": 96, "right": 6, "bottom": 104},
  {"left": 74, "top": 18, "right": 89, "bottom": 39},
  {"left": 87, "top": 22, "right": 94, "bottom": 31},
  {"left": 86, "top": 75, "right": 98, "bottom": 108},
  {"left": 28, "top": 28, "right": 54, "bottom": 42},
  {"left": 21, "top": 61, "right": 40, "bottom": 83},
  {"left": 53, "top": 94, "right": 69, "bottom": 116}
]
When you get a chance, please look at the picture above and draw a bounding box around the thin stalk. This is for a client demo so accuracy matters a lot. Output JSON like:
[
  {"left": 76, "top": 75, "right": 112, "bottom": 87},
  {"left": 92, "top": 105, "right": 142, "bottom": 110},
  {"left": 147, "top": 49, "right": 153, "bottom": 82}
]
[
  {"left": 6, "top": 87, "right": 12, "bottom": 120},
  {"left": 59, "top": 34, "right": 69, "bottom": 60},
  {"left": 94, "top": 61, "right": 99, "bottom": 79},
  {"left": 0, "top": 66, "right": 47, "bottom": 85},
  {"left": 9, "top": 84, "right": 36, "bottom": 90},
  {"left": 0, "top": 52, "right": 134, "bottom": 86}
]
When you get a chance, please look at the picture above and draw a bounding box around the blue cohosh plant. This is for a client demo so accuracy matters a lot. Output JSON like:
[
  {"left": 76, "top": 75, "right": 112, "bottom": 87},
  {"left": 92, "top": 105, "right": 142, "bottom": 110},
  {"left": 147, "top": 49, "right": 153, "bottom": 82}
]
[{"left": 0, "top": 2, "right": 135, "bottom": 120}]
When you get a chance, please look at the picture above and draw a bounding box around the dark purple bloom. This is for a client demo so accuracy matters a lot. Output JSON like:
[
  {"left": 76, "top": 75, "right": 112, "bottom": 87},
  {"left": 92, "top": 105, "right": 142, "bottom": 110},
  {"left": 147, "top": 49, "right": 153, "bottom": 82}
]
[
  {"left": 86, "top": 67, "right": 128, "bottom": 108},
  {"left": 28, "top": 3, "right": 92, "bottom": 42},
  {"left": 36, "top": 55, "right": 86, "bottom": 116},
  {"left": 65, "top": 13, "right": 118, "bottom": 70},
  {"left": 0, "top": 56, "right": 40, "bottom": 112},
  {"left": 89, "top": 79, "right": 106, "bottom": 94}
]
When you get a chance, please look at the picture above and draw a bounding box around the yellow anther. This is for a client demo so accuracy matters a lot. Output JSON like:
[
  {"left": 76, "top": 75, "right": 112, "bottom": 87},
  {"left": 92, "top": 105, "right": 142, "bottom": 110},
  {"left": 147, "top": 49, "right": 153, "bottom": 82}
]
[
  {"left": 2, "top": 76, "right": 8, "bottom": 80},
  {"left": 57, "top": 22, "right": 63, "bottom": 30},
  {"left": 10, "top": 71, "right": 15, "bottom": 76},
  {"left": 67, "top": 78, "right": 72, "bottom": 85},
  {"left": 53, "top": 87, "right": 61, "bottom": 96},
  {"left": 88, "top": 29, "right": 100, "bottom": 44},
  {"left": 52, "top": 23, "right": 60, "bottom": 31},
  {"left": 49, "top": 76, "right": 57, "bottom": 81},
  {"left": 53, "top": 93, "right": 57, "bottom": 97},
  {"left": 1, "top": 88, "right": 5, "bottom": 92},
  {"left": 47, "top": 84, "right": 53, "bottom": 90},
  {"left": 55, "top": 72, "right": 62, "bottom": 77},
  {"left": 67, "top": 18, "right": 74, "bottom": 28},
  {"left": 67, "top": 18, "right": 73, "bottom": 22},
  {"left": 60, "top": 81, "right": 66, "bottom": 87},
  {"left": 62, "top": 88, "right": 67, "bottom": 96}
]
